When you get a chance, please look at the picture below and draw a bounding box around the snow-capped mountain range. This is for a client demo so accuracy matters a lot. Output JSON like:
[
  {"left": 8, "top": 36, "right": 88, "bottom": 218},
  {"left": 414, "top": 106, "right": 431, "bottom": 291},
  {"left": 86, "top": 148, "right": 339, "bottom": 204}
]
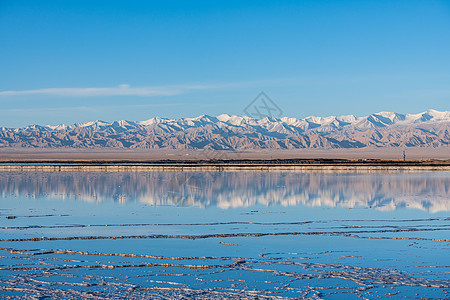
[{"left": 1, "top": 109, "right": 449, "bottom": 149}]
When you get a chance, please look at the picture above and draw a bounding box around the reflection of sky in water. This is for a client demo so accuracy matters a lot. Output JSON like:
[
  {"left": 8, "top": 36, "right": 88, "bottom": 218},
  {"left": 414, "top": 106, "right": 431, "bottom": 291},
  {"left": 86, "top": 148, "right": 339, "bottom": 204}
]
[
  {"left": 0, "top": 171, "right": 449, "bottom": 212},
  {"left": 0, "top": 171, "right": 449, "bottom": 299}
]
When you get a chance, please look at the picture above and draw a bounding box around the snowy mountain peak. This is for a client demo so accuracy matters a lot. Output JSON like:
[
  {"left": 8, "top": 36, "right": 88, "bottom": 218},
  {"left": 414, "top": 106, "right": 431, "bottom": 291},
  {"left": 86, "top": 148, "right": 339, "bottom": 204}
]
[{"left": 0, "top": 109, "right": 448, "bottom": 150}]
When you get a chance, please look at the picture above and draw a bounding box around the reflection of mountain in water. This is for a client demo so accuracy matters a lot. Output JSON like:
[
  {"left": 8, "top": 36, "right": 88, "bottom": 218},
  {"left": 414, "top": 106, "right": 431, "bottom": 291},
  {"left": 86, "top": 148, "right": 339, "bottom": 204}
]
[{"left": 0, "top": 171, "right": 448, "bottom": 212}]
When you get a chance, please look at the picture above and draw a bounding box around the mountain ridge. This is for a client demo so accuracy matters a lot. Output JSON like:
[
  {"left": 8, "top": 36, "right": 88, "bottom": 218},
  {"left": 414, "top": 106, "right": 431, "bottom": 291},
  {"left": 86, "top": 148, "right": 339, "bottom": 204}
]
[{"left": 1, "top": 110, "right": 449, "bottom": 150}]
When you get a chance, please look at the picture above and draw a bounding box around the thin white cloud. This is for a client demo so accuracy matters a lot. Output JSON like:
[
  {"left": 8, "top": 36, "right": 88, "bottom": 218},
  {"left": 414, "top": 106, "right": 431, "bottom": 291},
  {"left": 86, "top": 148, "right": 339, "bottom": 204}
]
[
  {"left": 0, "top": 83, "right": 221, "bottom": 97},
  {"left": 2, "top": 102, "right": 181, "bottom": 113}
]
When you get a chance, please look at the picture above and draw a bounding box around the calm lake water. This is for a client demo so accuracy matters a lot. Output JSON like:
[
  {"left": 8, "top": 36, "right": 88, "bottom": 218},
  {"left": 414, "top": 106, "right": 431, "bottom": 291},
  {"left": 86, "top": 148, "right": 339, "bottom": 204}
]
[{"left": 0, "top": 170, "right": 449, "bottom": 299}]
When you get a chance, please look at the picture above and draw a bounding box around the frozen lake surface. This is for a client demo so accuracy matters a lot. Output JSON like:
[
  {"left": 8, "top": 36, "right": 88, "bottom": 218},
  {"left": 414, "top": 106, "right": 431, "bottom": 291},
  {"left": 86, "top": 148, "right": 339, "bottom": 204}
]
[{"left": 0, "top": 170, "right": 449, "bottom": 299}]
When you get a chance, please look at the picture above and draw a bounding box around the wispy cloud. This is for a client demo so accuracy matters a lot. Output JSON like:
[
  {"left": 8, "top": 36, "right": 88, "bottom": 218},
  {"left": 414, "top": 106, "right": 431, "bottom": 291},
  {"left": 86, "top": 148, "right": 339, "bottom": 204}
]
[
  {"left": 0, "top": 77, "right": 360, "bottom": 98},
  {"left": 2, "top": 102, "right": 181, "bottom": 113},
  {"left": 0, "top": 83, "right": 222, "bottom": 97}
]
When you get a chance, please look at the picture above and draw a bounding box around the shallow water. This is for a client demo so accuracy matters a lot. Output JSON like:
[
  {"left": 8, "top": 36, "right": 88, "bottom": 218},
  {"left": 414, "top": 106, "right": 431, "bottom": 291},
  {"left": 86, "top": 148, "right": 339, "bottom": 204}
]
[{"left": 0, "top": 171, "right": 449, "bottom": 299}]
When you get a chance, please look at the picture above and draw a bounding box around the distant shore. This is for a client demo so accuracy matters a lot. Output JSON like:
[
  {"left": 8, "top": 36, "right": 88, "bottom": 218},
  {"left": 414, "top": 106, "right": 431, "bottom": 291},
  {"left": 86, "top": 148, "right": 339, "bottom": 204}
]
[
  {"left": 0, "top": 158, "right": 449, "bottom": 171},
  {"left": 0, "top": 147, "right": 449, "bottom": 160},
  {"left": 0, "top": 147, "right": 449, "bottom": 171}
]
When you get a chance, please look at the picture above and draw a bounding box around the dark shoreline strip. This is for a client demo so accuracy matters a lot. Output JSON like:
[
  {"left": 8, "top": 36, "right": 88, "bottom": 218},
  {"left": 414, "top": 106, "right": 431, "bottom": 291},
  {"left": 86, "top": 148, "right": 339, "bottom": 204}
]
[
  {"left": 2, "top": 218, "right": 448, "bottom": 230},
  {"left": 1, "top": 164, "right": 449, "bottom": 172},
  {"left": 1, "top": 228, "right": 448, "bottom": 242}
]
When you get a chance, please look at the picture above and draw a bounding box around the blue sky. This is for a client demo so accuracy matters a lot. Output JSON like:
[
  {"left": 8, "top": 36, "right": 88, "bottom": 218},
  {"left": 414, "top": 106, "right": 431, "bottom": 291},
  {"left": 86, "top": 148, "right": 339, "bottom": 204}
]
[{"left": 1, "top": 0, "right": 449, "bottom": 127}]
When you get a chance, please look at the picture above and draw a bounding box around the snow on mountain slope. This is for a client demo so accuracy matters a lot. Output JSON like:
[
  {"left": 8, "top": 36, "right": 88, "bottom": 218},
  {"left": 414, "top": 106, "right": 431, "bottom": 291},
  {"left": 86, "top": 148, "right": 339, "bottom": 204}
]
[{"left": 0, "top": 110, "right": 449, "bottom": 149}]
